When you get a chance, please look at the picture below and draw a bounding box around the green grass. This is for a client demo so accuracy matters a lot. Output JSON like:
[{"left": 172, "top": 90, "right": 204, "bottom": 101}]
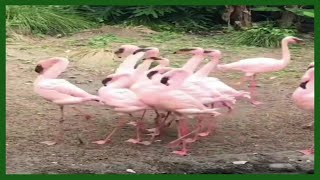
[
  {"left": 229, "top": 26, "right": 297, "bottom": 48},
  {"left": 144, "top": 31, "right": 183, "bottom": 43},
  {"left": 88, "top": 34, "right": 135, "bottom": 48},
  {"left": 6, "top": 5, "right": 95, "bottom": 36}
]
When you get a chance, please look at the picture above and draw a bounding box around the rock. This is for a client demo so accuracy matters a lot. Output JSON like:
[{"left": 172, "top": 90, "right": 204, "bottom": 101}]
[{"left": 269, "top": 163, "right": 296, "bottom": 172}]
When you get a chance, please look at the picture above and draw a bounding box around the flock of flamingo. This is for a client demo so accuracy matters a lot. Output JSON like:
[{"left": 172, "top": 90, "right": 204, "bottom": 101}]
[{"left": 33, "top": 36, "right": 314, "bottom": 156}]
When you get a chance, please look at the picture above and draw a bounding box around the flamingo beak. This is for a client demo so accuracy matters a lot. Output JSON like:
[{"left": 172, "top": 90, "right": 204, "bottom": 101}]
[
  {"left": 299, "top": 81, "right": 308, "bottom": 89},
  {"left": 133, "top": 48, "right": 151, "bottom": 55},
  {"left": 35, "top": 64, "right": 44, "bottom": 73},
  {"left": 294, "top": 38, "right": 305, "bottom": 45}
]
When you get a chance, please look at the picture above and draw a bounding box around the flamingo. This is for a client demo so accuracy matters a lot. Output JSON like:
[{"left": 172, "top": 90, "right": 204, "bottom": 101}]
[
  {"left": 194, "top": 49, "right": 251, "bottom": 108},
  {"left": 217, "top": 36, "right": 304, "bottom": 105},
  {"left": 93, "top": 49, "right": 165, "bottom": 145},
  {"left": 292, "top": 63, "right": 314, "bottom": 155},
  {"left": 33, "top": 57, "right": 101, "bottom": 146},
  {"left": 114, "top": 45, "right": 145, "bottom": 74},
  {"left": 131, "top": 69, "right": 221, "bottom": 155}
]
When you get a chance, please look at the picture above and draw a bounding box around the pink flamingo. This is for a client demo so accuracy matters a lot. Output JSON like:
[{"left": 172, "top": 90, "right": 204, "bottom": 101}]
[
  {"left": 292, "top": 63, "right": 314, "bottom": 155},
  {"left": 93, "top": 49, "right": 165, "bottom": 145},
  {"left": 194, "top": 49, "right": 251, "bottom": 108},
  {"left": 114, "top": 45, "right": 145, "bottom": 74},
  {"left": 132, "top": 69, "right": 221, "bottom": 155},
  {"left": 34, "top": 57, "right": 101, "bottom": 146},
  {"left": 217, "top": 36, "right": 304, "bottom": 105}
]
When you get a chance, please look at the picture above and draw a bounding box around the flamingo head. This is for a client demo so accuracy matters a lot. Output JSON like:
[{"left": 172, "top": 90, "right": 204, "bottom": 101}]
[
  {"left": 142, "top": 56, "right": 170, "bottom": 67},
  {"left": 283, "top": 36, "right": 304, "bottom": 45},
  {"left": 173, "top": 47, "right": 204, "bottom": 55},
  {"left": 204, "top": 49, "right": 222, "bottom": 59},
  {"left": 101, "top": 73, "right": 131, "bottom": 86},
  {"left": 114, "top": 45, "right": 140, "bottom": 58},
  {"left": 146, "top": 67, "right": 172, "bottom": 79},
  {"left": 133, "top": 47, "right": 160, "bottom": 58},
  {"left": 101, "top": 77, "right": 113, "bottom": 86},
  {"left": 35, "top": 57, "right": 68, "bottom": 74},
  {"left": 307, "top": 62, "right": 314, "bottom": 70},
  {"left": 160, "top": 69, "right": 190, "bottom": 86}
]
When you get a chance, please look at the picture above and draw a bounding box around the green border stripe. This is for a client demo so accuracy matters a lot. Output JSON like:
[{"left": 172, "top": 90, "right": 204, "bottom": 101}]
[
  {"left": 2, "top": 0, "right": 317, "bottom": 177},
  {"left": 4, "top": 0, "right": 316, "bottom": 5}
]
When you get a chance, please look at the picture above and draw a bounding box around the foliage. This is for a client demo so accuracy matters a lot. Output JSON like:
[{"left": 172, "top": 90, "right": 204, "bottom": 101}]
[
  {"left": 285, "top": 7, "right": 314, "bottom": 18},
  {"left": 88, "top": 34, "right": 134, "bottom": 48},
  {"left": 230, "top": 25, "right": 297, "bottom": 48},
  {"left": 75, "top": 6, "right": 224, "bottom": 33},
  {"left": 6, "top": 5, "right": 95, "bottom": 35},
  {"left": 144, "top": 31, "right": 182, "bottom": 43}
]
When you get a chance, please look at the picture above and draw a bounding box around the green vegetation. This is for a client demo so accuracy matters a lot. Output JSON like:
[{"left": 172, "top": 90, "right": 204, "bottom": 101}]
[
  {"left": 6, "top": 5, "right": 314, "bottom": 48},
  {"left": 6, "top": 5, "right": 95, "bottom": 35},
  {"left": 230, "top": 25, "right": 297, "bottom": 48},
  {"left": 88, "top": 34, "right": 135, "bottom": 48}
]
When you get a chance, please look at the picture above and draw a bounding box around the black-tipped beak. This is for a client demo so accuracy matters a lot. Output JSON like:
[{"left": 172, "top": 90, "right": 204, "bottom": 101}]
[
  {"left": 146, "top": 70, "right": 159, "bottom": 79},
  {"left": 114, "top": 48, "right": 124, "bottom": 55},
  {"left": 133, "top": 48, "right": 151, "bottom": 55},
  {"left": 35, "top": 64, "right": 44, "bottom": 73},
  {"left": 307, "top": 65, "right": 314, "bottom": 70},
  {"left": 294, "top": 38, "right": 305, "bottom": 45},
  {"left": 204, "top": 50, "right": 213, "bottom": 53},
  {"left": 143, "top": 57, "right": 162, "bottom": 61},
  {"left": 299, "top": 81, "right": 308, "bottom": 89},
  {"left": 102, "top": 77, "right": 112, "bottom": 86},
  {"left": 160, "top": 76, "right": 170, "bottom": 86}
]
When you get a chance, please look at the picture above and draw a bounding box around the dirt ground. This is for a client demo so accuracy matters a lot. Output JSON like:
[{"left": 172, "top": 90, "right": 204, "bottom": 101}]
[{"left": 6, "top": 26, "right": 314, "bottom": 174}]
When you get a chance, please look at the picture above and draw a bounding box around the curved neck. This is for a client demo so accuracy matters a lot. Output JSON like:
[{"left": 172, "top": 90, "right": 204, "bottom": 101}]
[
  {"left": 43, "top": 58, "right": 69, "bottom": 79},
  {"left": 118, "top": 52, "right": 145, "bottom": 70},
  {"left": 194, "top": 56, "right": 219, "bottom": 77},
  {"left": 182, "top": 54, "right": 205, "bottom": 73},
  {"left": 132, "top": 60, "right": 153, "bottom": 81},
  {"left": 281, "top": 40, "right": 291, "bottom": 66}
]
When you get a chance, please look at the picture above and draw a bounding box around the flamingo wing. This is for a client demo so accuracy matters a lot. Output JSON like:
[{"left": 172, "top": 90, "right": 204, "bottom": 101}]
[{"left": 38, "top": 79, "right": 92, "bottom": 98}]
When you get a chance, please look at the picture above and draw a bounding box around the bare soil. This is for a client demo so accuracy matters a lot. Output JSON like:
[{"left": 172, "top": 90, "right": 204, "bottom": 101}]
[{"left": 6, "top": 26, "right": 314, "bottom": 174}]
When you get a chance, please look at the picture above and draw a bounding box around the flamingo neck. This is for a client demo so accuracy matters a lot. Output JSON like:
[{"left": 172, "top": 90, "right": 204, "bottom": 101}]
[
  {"left": 42, "top": 58, "right": 69, "bottom": 79},
  {"left": 34, "top": 75, "right": 46, "bottom": 84},
  {"left": 195, "top": 56, "right": 219, "bottom": 77},
  {"left": 281, "top": 40, "right": 291, "bottom": 66},
  {"left": 119, "top": 52, "right": 145, "bottom": 70},
  {"left": 134, "top": 60, "right": 153, "bottom": 76},
  {"left": 182, "top": 54, "right": 205, "bottom": 73}
]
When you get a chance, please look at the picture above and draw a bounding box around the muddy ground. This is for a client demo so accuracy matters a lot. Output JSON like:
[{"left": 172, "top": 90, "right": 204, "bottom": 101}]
[{"left": 6, "top": 26, "right": 314, "bottom": 174}]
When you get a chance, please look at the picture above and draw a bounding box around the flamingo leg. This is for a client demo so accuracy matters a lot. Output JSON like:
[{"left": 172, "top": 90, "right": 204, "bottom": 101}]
[
  {"left": 92, "top": 116, "right": 127, "bottom": 145},
  {"left": 71, "top": 107, "right": 92, "bottom": 120},
  {"left": 236, "top": 76, "right": 248, "bottom": 86},
  {"left": 126, "top": 110, "right": 151, "bottom": 145},
  {"left": 41, "top": 106, "right": 65, "bottom": 146},
  {"left": 172, "top": 118, "right": 189, "bottom": 156},
  {"left": 249, "top": 75, "right": 263, "bottom": 105},
  {"left": 198, "top": 115, "right": 216, "bottom": 137}
]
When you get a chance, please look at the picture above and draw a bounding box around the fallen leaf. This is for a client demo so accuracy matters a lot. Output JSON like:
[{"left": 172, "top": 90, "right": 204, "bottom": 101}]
[
  {"left": 233, "top": 161, "right": 248, "bottom": 165},
  {"left": 126, "top": 169, "right": 136, "bottom": 173}
]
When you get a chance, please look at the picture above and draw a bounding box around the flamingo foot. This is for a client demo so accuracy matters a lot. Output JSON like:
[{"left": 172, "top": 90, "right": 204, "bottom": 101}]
[
  {"left": 185, "top": 138, "right": 197, "bottom": 143},
  {"left": 172, "top": 150, "right": 188, "bottom": 156},
  {"left": 198, "top": 131, "right": 210, "bottom": 137},
  {"left": 40, "top": 141, "right": 57, "bottom": 146},
  {"left": 92, "top": 139, "right": 111, "bottom": 145},
  {"left": 251, "top": 100, "right": 263, "bottom": 106},
  {"left": 298, "top": 149, "right": 314, "bottom": 155}
]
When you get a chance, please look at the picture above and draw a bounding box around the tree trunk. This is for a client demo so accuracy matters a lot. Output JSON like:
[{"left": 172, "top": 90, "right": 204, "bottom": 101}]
[
  {"left": 222, "top": 6, "right": 252, "bottom": 30},
  {"left": 279, "top": 5, "right": 298, "bottom": 28}
]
